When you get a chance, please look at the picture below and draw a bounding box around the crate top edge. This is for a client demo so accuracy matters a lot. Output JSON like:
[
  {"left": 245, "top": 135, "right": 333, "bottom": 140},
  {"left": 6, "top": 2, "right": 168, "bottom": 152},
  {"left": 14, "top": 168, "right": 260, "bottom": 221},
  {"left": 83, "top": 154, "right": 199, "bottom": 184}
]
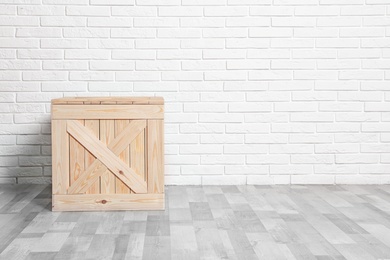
[{"left": 52, "top": 96, "right": 164, "bottom": 105}]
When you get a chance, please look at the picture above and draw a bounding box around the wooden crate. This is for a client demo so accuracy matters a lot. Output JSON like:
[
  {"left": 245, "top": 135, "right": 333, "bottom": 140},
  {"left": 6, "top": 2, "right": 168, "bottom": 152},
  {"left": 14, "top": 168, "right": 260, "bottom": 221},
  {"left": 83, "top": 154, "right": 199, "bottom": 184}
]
[{"left": 51, "top": 97, "right": 164, "bottom": 211}]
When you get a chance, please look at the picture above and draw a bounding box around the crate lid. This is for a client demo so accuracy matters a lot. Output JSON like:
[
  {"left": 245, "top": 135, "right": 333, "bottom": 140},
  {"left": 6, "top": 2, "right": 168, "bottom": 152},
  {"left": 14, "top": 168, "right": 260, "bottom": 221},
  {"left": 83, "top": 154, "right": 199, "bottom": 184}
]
[{"left": 52, "top": 96, "right": 164, "bottom": 105}]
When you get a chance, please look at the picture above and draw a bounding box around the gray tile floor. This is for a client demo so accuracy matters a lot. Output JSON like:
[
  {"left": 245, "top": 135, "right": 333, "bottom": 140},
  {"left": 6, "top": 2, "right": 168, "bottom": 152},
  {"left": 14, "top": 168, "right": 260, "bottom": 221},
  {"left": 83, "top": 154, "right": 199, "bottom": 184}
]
[{"left": 1, "top": 184, "right": 390, "bottom": 259}]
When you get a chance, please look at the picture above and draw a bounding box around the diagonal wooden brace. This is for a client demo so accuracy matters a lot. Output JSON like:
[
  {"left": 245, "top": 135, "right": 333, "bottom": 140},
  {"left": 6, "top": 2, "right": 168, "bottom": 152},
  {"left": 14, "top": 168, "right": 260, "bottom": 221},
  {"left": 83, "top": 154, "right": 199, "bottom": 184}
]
[{"left": 67, "top": 120, "right": 147, "bottom": 194}]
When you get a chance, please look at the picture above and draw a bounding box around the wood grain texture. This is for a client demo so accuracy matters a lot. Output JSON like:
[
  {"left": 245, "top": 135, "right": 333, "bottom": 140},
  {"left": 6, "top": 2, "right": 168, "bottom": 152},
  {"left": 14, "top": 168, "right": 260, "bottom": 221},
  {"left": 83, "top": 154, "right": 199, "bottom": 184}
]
[
  {"left": 69, "top": 120, "right": 85, "bottom": 186},
  {"left": 51, "top": 120, "right": 69, "bottom": 195},
  {"left": 115, "top": 120, "right": 131, "bottom": 194},
  {"left": 100, "top": 120, "right": 116, "bottom": 194},
  {"left": 52, "top": 105, "right": 164, "bottom": 120},
  {"left": 66, "top": 120, "right": 147, "bottom": 194},
  {"left": 131, "top": 125, "right": 145, "bottom": 181},
  {"left": 4, "top": 185, "right": 390, "bottom": 259},
  {"left": 52, "top": 194, "right": 164, "bottom": 211},
  {"left": 84, "top": 120, "right": 100, "bottom": 194},
  {"left": 147, "top": 120, "right": 164, "bottom": 194}
]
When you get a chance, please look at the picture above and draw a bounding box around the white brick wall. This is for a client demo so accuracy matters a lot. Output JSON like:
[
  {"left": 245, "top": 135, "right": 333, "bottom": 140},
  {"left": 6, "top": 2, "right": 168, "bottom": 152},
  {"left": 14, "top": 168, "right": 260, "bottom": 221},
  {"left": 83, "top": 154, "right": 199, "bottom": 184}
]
[{"left": 0, "top": 1, "right": 389, "bottom": 185}]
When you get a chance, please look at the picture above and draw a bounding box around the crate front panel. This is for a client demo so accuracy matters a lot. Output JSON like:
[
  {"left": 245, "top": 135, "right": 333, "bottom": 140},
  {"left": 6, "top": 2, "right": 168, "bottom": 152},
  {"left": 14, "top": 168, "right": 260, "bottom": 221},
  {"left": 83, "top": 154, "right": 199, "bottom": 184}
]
[{"left": 53, "top": 118, "right": 148, "bottom": 195}]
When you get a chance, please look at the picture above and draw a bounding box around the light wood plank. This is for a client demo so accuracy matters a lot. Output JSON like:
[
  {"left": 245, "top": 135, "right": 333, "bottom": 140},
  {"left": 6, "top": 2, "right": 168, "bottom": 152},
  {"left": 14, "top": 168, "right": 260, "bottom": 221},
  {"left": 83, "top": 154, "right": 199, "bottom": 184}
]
[
  {"left": 100, "top": 120, "right": 116, "bottom": 194},
  {"left": 52, "top": 194, "right": 164, "bottom": 211},
  {"left": 52, "top": 105, "right": 164, "bottom": 120},
  {"left": 67, "top": 120, "right": 146, "bottom": 194},
  {"left": 85, "top": 120, "right": 100, "bottom": 194},
  {"left": 66, "top": 120, "right": 147, "bottom": 194},
  {"left": 115, "top": 120, "right": 131, "bottom": 194},
  {"left": 70, "top": 120, "right": 85, "bottom": 186},
  {"left": 131, "top": 126, "right": 145, "bottom": 181},
  {"left": 147, "top": 120, "right": 164, "bottom": 194},
  {"left": 52, "top": 120, "right": 69, "bottom": 195}
]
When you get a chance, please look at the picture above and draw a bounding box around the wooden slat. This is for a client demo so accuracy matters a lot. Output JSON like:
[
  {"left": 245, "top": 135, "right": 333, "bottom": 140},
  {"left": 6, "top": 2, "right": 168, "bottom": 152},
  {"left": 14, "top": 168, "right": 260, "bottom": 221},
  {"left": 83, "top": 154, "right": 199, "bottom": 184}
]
[
  {"left": 52, "top": 96, "right": 164, "bottom": 105},
  {"left": 131, "top": 127, "right": 145, "bottom": 181},
  {"left": 52, "top": 105, "right": 163, "bottom": 120},
  {"left": 52, "top": 120, "right": 69, "bottom": 195},
  {"left": 115, "top": 120, "right": 131, "bottom": 194},
  {"left": 70, "top": 120, "right": 85, "bottom": 186},
  {"left": 147, "top": 120, "right": 164, "bottom": 194},
  {"left": 66, "top": 120, "right": 147, "bottom": 194},
  {"left": 52, "top": 193, "right": 164, "bottom": 211},
  {"left": 100, "top": 120, "right": 116, "bottom": 194},
  {"left": 85, "top": 120, "right": 100, "bottom": 194}
]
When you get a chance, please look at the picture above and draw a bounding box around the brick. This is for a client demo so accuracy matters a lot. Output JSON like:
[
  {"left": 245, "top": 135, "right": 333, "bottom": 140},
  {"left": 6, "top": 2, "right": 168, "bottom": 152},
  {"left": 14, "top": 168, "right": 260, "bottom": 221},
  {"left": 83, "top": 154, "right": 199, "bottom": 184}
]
[
  {"left": 184, "top": 103, "right": 226, "bottom": 113},
  {"left": 41, "top": 39, "right": 87, "bottom": 49},
  {"left": 201, "top": 155, "right": 245, "bottom": 165},
  {"left": 178, "top": 82, "right": 222, "bottom": 92},
  {"left": 246, "top": 134, "right": 288, "bottom": 144},
  {"left": 43, "top": 61, "right": 88, "bottom": 70},
  {"left": 162, "top": 71, "right": 203, "bottom": 81},
  {"left": 291, "top": 175, "right": 334, "bottom": 185},
  {"left": 70, "top": 71, "right": 114, "bottom": 81},
  {"left": 317, "top": 17, "right": 361, "bottom": 27},
  {"left": 16, "top": 28, "right": 61, "bottom": 38},
  {"left": 336, "top": 112, "right": 381, "bottom": 122},
  {"left": 315, "top": 81, "right": 358, "bottom": 91},
  {"left": 158, "top": 28, "right": 201, "bottom": 38},
  {"left": 134, "top": 18, "right": 178, "bottom": 27},
  {"left": 249, "top": 27, "right": 293, "bottom": 38},
  {"left": 65, "top": 50, "right": 110, "bottom": 60},
  {"left": 112, "top": 50, "right": 155, "bottom": 60},
  {"left": 42, "top": 82, "right": 87, "bottom": 92},
  {"left": 0, "top": 16, "right": 39, "bottom": 26},
  {"left": 315, "top": 165, "right": 359, "bottom": 174},
  {"left": 205, "top": 71, "right": 247, "bottom": 81},
  {"left": 203, "top": 28, "right": 248, "bottom": 38},
  {"left": 180, "top": 18, "right": 225, "bottom": 28},
  {"left": 226, "top": 17, "right": 270, "bottom": 27},
  {"left": 317, "top": 123, "right": 360, "bottom": 133},
  {"left": 0, "top": 39, "right": 38, "bottom": 49},
  {"left": 89, "top": 39, "right": 134, "bottom": 49},
  {"left": 116, "top": 71, "right": 160, "bottom": 81},
  {"left": 225, "top": 166, "right": 269, "bottom": 175},
  {"left": 335, "top": 133, "right": 379, "bottom": 143},
  {"left": 63, "top": 28, "right": 110, "bottom": 38},
  {"left": 111, "top": 6, "right": 156, "bottom": 16},
  {"left": 204, "top": 7, "right": 248, "bottom": 17},
  {"left": 18, "top": 5, "right": 64, "bottom": 15},
  {"left": 224, "top": 144, "right": 268, "bottom": 153},
  {"left": 249, "top": 71, "right": 292, "bottom": 80},
  {"left": 181, "top": 166, "right": 224, "bottom": 175},
  {"left": 247, "top": 155, "right": 289, "bottom": 164},
  {"left": 336, "top": 154, "right": 378, "bottom": 164},
  {"left": 292, "top": 92, "right": 336, "bottom": 101},
  {"left": 88, "top": 17, "right": 132, "bottom": 27},
  {"left": 294, "top": 28, "right": 338, "bottom": 38},
  {"left": 272, "top": 17, "right": 316, "bottom": 27},
  {"left": 199, "top": 114, "right": 243, "bottom": 123},
  {"left": 41, "top": 17, "right": 86, "bottom": 27},
  {"left": 272, "top": 123, "right": 315, "bottom": 133},
  {"left": 270, "top": 165, "right": 313, "bottom": 175},
  {"left": 23, "top": 71, "right": 67, "bottom": 81},
  {"left": 66, "top": 6, "right": 110, "bottom": 16},
  {"left": 291, "top": 155, "right": 334, "bottom": 164},
  {"left": 315, "top": 144, "right": 360, "bottom": 153},
  {"left": 289, "top": 134, "right": 333, "bottom": 144}
]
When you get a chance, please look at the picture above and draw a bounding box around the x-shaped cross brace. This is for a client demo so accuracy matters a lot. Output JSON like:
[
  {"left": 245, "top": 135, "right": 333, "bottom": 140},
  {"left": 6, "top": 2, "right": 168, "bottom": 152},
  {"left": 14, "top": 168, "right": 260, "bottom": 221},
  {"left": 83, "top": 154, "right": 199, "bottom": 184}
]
[{"left": 66, "top": 120, "right": 147, "bottom": 194}]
